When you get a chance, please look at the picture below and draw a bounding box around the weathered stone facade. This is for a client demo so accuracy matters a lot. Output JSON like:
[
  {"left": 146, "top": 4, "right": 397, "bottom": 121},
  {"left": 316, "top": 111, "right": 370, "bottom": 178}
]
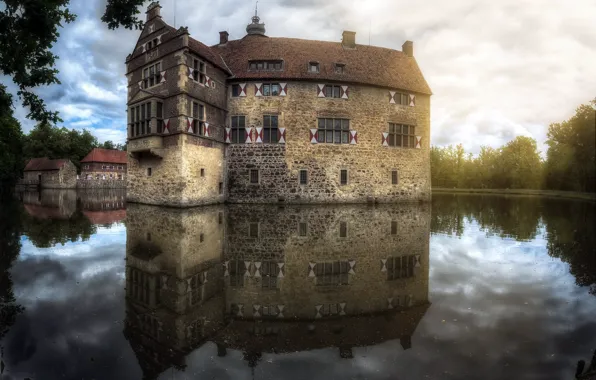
[
  {"left": 125, "top": 3, "right": 431, "bottom": 206},
  {"left": 76, "top": 178, "right": 126, "bottom": 189},
  {"left": 23, "top": 160, "right": 77, "bottom": 189},
  {"left": 124, "top": 202, "right": 430, "bottom": 375},
  {"left": 80, "top": 162, "right": 126, "bottom": 180}
]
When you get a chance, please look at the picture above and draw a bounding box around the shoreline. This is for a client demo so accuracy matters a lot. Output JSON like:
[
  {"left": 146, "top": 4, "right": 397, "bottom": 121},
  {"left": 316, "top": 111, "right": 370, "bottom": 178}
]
[{"left": 432, "top": 188, "right": 596, "bottom": 202}]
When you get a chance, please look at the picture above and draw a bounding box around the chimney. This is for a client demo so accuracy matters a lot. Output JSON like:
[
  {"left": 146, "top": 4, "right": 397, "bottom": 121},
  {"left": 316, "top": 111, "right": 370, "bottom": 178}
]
[
  {"left": 219, "top": 31, "right": 229, "bottom": 45},
  {"left": 146, "top": 2, "right": 162, "bottom": 22},
  {"left": 342, "top": 31, "right": 356, "bottom": 48},
  {"left": 402, "top": 40, "right": 413, "bottom": 57}
]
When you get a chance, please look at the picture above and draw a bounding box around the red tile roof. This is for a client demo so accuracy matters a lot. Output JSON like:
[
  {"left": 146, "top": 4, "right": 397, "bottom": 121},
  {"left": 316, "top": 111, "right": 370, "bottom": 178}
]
[
  {"left": 213, "top": 35, "right": 432, "bottom": 95},
  {"left": 81, "top": 148, "right": 127, "bottom": 164},
  {"left": 24, "top": 157, "right": 68, "bottom": 171}
]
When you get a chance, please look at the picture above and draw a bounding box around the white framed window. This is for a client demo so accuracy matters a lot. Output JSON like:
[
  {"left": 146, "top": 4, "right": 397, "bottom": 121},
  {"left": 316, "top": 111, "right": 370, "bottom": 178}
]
[
  {"left": 309, "top": 62, "right": 320, "bottom": 73},
  {"left": 192, "top": 58, "right": 206, "bottom": 84},
  {"left": 190, "top": 101, "right": 206, "bottom": 135},
  {"left": 142, "top": 62, "right": 162, "bottom": 89}
]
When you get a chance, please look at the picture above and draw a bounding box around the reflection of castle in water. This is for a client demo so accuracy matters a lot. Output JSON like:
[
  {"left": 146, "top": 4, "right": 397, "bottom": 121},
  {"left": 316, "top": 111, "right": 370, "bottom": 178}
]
[{"left": 124, "top": 203, "right": 430, "bottom": 378}]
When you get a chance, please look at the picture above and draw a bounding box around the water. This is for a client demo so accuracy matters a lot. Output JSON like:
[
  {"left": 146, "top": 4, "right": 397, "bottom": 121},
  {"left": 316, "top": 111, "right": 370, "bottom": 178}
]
[{"left": 1, "top": 191, "right": 595, "bottom": 380}]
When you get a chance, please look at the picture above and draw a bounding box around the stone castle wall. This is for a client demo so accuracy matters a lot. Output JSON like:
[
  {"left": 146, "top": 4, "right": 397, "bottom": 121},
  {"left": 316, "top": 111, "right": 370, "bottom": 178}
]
[
  {"left": 125, "top": 15, "right": 431, "bottom": 206},
  {"left": 226, "top": 81, "right": 431, "bottom": 203}
]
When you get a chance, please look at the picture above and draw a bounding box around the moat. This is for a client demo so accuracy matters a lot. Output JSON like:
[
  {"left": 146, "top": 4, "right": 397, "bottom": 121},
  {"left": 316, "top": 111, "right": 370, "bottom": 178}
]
[{"left": 0, "top": 191, "right": 594, "bottom": 379}]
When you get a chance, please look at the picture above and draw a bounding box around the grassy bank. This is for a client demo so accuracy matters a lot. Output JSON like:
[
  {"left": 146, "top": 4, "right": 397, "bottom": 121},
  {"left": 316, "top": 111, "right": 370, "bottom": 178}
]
[{"left": 432, "top": 188, "right": 596, "bottom": 202}]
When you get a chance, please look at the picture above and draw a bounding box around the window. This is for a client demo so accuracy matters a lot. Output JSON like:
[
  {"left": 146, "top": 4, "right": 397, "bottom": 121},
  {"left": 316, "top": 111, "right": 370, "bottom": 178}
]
[
  {"left": 387, "top": 255, "right": 416, "bottom": 281},
  {"left": 394, "top": 92, "right": 410, "bottom": 106},
  {"left": 147, "top": 168, "right": 152, "bottom": 176},
  {"left": 261, "top": 261, "right": 280, "bottom": 289},
  {"left": 299, "top": 169, "right": 308, "bottom": 185},
  {"left": 339, "top": 221, "right": 347, "bottom": 237},
  {"left": 129, "top": 101, "right": 152, "bottom": 137},
  {"left": 156, "top": 102, "right": 163, "bottom": 133},
  {"left": 315, "top": 261, "right": 349, "bottom": 286},
  {"left": 324, "top": 85, "right": 342, "bottom": 98},
  {"left": 102, "top": 165, "right": 106, "bottom": 169},
  {"left": 248, "top": 60, "right": 283, "bottom": 71},
  {"left": 229, "top": 261, "right": 245, "bottom": 287},
  {"left": 249, "top": 169, "right": 259, "bottom": 184},
  {"left": 200, "top": 233, "right": 204, "bottom": 242},
  {"left": 145, "top": 37, "right": 158, "bottom": 51},
  {"left": 391, "top": 221, "right": 398, "bottom": 235},
  {"left": 249, "top": 222, "right": 259, "bottom": 238},
  {"left": 309, "top": 62, "right": 320, "bottom": 73},
  {"left": 317, "top": 118, "right": 350, "bottom": 144},
  {"left": 219, "top": 182, "right": 223, "bottom": 194},
  {"left": 232, "top": 84, "right": 241, "bottom": 97},
  {"left": 340, "top": 170, "right": 348, "bottom": 186},
  {"left": 298, "top": 222, "right": 307, "bottom": 236},
  {"left": 388, "top": 123, "right": 416, "bottom": 148},
  {"left": 261, "top": 83, "right": 281, "bottom": 96},
  {"left": 191, "top": 101, "right": 206, "bottom": 135},
  {"left": 192, "top": 58, "right": 206, "bottom": 84},
  {"left": 335, "top": 63, "right": 345, "bottom": 74},
  {"left": 200, "top": 168, "right": 205, "bottom": 177},
  {"left": 392, "top": 170, "right": 398, "bottom": 185},
  {"left": 231, "top": 116, "right": 246, "bottom": 143},
  {"left": 142, "top": 62, "right": 161, "bottom": 88},
  {"left": 263, "top": 115, "right": 278, "bottom": 143},
  {"left": 218, "top": 212, "right": 223, "bottom": 224},
  {"left": 146, "top": 232, "right": 152, "bottom": 241}
]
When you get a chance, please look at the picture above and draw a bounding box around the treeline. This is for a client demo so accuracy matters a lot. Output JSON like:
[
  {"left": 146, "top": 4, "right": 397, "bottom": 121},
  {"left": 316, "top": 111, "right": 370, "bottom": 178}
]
[
  {"left": 0, "top": 86, "right": 125, "bottom": 190},
  {"left": 431, "top": 103, "right": 596, "bottom": 192}
]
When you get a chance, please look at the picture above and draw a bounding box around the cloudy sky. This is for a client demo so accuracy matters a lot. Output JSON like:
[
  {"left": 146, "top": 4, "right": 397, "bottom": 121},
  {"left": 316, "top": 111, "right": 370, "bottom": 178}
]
[{"left": 4, "top": 0, "right": 596, "bottom": 154}]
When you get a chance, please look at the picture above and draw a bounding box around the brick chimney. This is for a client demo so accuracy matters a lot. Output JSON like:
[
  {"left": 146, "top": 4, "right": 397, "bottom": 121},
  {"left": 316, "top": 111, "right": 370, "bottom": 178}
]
[
  {"left": 402, "top": 40, "right": 413, "bottom": 57},
  {"left": 219, "top": 31, "right": 229, "bottom": 45},
  {"left": 146, "top": 2, "right": 162, "bottom": 22},
  {"left": 342, "top": 31, "right": 356, "bottom": 48}
]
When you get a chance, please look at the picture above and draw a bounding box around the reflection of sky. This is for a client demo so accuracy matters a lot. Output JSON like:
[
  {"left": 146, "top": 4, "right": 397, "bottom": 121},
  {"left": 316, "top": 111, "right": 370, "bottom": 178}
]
[{"left": 3, "top": 217, "right": 596, "bottom": 380}]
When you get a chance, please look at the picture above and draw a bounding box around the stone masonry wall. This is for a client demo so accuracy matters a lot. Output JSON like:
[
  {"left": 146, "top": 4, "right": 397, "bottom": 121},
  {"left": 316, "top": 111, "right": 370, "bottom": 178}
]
[
  {"left": 76, "top": 179, "right": 127, "bottom": 189},
  {"left": 37, "top": 161, "right": 78, "bottom": 189},
  {"left": 127, "top": 134, "right": 226, "bottom": 207},
  {"left": 226, "top": 81, "right": 431, "bottom": 203}
]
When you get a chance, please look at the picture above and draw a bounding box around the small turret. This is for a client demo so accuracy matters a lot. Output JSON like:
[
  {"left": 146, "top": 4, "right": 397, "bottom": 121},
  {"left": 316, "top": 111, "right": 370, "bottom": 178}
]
[{"left": 246, "top": 3, "right": 266, "bottom": 36}]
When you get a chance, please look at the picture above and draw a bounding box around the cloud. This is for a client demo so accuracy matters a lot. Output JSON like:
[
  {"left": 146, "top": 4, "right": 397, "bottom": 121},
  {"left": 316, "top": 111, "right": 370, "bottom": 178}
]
[{"left": 5, "top": 0, "right": 596, "bottom": 150}]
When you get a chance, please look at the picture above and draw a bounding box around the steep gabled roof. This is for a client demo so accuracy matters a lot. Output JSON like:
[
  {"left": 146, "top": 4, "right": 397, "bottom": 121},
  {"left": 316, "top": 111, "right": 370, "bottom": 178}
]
[
  {"left": 24, "top": 157, "right": 68, "bottom": 171},
  {"left": 213, "top": 35, "right": 432, "bottom": 95},
  {"left": 81, "top": 148, "right": 127, "bottom": 164}
]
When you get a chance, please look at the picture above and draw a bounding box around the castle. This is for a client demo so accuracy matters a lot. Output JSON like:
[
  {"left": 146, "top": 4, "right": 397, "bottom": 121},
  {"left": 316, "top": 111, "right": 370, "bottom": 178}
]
[{"left": 126, "top": 2, "right": 432, "bottom": 207}]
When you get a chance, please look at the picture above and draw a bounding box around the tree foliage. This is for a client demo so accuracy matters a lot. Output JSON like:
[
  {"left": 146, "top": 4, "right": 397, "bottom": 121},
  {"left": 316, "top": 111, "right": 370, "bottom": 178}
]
[
  {"left": 22, "top": 123, "right": 99, "bottom": 169},
  {"left": 0, "top": 85, "right": 24, "bottom": 190},
  {"left": 431, "top": 137, "right": 543, "bottom": 189},
  {"left": 544, "top": 104, "right": 596, "bottom": 192},
  {"left": 430, "top": 102, "right": 595, "bottom": 193},
  {"left": 0, "top": 0, "right": 144, "bottom": 123}
]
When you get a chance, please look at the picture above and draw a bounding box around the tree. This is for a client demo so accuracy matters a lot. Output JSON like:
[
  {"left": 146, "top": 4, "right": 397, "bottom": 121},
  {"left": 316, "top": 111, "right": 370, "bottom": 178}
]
[
  {"left": 102, "top": 140, "right": 115, "bottom": 150},
  {"left": 0, "top": 85, "right": 24, "bottom": 191},
  {"left": 499, "top": 136, "right": 543, "bottom": 189},
  {"left": 22, "top": 124, "right": 99, "bottom": 169},
  {"left": 545, "top": 103, "right": 596, "bottom": 192},
  {"left": 0, "top": 0, "right": 144, "bottom": 124}
]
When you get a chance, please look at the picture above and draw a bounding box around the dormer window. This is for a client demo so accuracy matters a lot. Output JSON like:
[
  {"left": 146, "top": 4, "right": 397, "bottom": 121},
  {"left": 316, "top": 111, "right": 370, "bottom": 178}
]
[
  {"left": 146, "top": 38, "right": 158, "bottom": 50},
  {"left": 248, "top": 60, "right": 283, "bottom": 71},
  {"left": 309, "top": 62, "right": 320, "bottom": 73},
  {"left": 192, "top": 58, "right": 206, "bottom": 84},
  {"left": 335, "top": 63, "right": 345, "bottom": 74}
]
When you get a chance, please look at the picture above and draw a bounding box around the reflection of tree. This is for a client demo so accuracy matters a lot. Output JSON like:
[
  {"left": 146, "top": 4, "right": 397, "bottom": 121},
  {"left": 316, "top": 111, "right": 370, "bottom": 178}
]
[
  {"left": 21, "top": 208, "right": 96, "bottom": 248},
  {"left": 543, "top": 201, "right": 596, "bottom": 296},
  {"left": 432, "top": 194, "right": 596, "bottom": 296},
  {"left": 431, "top": 194, "right": 541, "bottom": 241},
  {"left": 0, "top": 197, "right": 24, "bottom": 341}
]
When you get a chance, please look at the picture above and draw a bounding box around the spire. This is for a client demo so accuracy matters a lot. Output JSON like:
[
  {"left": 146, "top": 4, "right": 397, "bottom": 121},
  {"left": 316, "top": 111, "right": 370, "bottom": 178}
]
[{"left": 246, "top": 1, "right": 266, "bottom": 36}]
